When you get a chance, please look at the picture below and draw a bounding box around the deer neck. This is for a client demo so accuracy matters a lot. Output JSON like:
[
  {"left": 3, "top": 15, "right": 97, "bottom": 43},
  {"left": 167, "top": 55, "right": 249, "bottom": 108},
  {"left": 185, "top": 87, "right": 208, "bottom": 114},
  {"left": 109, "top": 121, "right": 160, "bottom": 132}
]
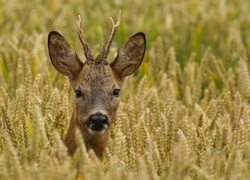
[{"left": 64, "top": 107, "right": 110, "bottom": 160}]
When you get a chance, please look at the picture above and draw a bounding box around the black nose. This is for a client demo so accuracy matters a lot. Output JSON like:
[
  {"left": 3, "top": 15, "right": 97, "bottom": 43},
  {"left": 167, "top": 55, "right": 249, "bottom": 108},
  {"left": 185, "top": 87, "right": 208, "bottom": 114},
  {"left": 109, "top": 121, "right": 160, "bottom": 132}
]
[
  {"left": 86, "top": 113, "right": 109, "bottom": 129},
  {"left": 91, "top": 113, "right": 108, "bottom": 125}
]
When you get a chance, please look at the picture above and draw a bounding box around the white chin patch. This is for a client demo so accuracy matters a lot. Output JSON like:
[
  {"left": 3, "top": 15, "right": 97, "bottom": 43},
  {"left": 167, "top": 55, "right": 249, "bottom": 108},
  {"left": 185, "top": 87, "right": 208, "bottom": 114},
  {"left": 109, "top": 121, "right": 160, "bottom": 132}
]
[{"left": 88, "top": 128, "right": 106, "bottom": 135}]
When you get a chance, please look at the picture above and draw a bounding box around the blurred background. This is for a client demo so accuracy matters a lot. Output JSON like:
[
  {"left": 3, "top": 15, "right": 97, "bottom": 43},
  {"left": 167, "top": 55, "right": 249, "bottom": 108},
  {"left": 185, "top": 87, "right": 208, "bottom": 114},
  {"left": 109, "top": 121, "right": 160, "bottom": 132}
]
[
  {"left": 1, "top": 0, "right": 250, "bottom": 95},
  {"left": 1, "top": 1, "right": 250, "bottom": 179}
]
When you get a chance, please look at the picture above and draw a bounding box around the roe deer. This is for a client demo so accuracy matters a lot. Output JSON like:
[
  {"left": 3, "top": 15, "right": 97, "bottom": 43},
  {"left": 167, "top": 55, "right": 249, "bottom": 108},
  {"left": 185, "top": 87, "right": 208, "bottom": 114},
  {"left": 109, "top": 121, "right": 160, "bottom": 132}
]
[{"left": 47, "top": 10, "right": 146, "bottom": 160}]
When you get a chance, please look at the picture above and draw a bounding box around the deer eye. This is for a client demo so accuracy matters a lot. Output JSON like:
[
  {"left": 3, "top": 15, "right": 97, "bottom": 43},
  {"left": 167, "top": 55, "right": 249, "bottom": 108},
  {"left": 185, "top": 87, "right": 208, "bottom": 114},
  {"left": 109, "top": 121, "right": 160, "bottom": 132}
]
[
  {"left": 74, "top": 90, "right": 82, "bottom": 98},
  {"left": 113, "top": 89, "right": 120, "bottom": 97}
]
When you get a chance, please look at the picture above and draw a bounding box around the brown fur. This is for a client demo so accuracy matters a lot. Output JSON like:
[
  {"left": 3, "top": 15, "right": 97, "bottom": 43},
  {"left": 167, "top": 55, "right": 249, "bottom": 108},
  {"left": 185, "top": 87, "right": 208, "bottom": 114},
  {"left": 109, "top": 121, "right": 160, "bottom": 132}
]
[{"left": 48, "top": 18, "right": 146, "bottom": 160}]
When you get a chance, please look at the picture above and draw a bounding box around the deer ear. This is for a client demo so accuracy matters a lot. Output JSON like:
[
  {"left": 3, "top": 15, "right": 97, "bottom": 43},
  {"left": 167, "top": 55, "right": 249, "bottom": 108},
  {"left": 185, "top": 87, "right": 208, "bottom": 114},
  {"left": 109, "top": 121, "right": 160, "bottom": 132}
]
[
  {"left": 110, "top": 32, "right": 146, "bottom": 80},
  {"left": 48, "top": 31, "right": 83, "bottom": 80}
]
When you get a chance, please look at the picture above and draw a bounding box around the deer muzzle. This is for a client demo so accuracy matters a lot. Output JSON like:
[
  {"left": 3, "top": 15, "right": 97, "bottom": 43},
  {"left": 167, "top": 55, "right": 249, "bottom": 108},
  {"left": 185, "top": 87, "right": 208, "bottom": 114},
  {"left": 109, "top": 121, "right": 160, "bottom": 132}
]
[{"left": 85, "top": 113, "right": 110, "bottom": 135}]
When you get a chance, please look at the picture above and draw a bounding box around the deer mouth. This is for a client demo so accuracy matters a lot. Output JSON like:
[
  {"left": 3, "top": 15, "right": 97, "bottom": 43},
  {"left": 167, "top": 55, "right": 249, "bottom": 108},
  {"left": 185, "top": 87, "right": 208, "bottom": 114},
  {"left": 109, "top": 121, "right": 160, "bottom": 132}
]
[
  {"left": 85, "top": 113, "right": 110, "bottom": 135},
  {"left": 88, "top": 124, "right": 108, "bottom": 135}
]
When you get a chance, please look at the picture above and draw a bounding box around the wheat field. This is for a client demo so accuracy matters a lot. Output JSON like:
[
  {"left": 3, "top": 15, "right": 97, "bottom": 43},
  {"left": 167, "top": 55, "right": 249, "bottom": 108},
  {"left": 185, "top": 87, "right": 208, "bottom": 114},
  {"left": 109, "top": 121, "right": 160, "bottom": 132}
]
[{"left": 1, "top": 0, "right": 250, "bottom": 179}]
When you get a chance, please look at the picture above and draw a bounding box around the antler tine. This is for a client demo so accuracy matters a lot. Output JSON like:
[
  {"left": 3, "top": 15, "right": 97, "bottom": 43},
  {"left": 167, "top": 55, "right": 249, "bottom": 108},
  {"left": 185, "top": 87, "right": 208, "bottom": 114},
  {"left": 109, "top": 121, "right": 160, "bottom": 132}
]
[
  {"left": 76, "top": 15, "right": 94, "bottom": 61},
  {"left": 101, "top": 9, "right": 121, "bottom": 61}
]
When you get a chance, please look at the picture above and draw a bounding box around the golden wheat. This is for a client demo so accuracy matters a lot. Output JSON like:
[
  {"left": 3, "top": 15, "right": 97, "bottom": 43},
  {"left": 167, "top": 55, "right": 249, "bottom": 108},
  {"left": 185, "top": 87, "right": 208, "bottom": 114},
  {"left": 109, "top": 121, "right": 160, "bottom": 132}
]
[{"left": 1, "top": 0, "right": 250, "bottom": 179}]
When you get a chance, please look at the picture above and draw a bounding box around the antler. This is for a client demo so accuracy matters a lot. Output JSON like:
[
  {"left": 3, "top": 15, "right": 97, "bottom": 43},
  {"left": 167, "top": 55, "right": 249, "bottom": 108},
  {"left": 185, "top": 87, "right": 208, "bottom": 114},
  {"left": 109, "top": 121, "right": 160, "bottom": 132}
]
[
  {"left": 100, "top": 10, "right": 121, "bottom": 62},
  {"left": 76, "top": 15, "right": 94, "bottom": 61}
]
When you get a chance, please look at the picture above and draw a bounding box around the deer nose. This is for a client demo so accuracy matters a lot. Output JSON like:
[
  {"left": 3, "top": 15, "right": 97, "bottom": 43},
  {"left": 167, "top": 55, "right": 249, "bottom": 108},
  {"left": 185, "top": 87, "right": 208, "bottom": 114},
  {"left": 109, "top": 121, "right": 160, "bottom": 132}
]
[{"left": 90, "top": 113, "right": 109, "bottom": 126}]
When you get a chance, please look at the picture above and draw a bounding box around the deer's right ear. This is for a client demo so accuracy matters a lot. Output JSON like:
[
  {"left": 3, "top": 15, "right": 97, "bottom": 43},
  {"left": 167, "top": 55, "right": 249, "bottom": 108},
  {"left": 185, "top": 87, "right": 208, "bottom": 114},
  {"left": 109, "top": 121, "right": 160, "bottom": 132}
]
[
  {"left": 110, "top": 32, "right": 146, "bottom": 81},
  {"left": 48, "top": 31, "right": 83, "bottom": 80}
]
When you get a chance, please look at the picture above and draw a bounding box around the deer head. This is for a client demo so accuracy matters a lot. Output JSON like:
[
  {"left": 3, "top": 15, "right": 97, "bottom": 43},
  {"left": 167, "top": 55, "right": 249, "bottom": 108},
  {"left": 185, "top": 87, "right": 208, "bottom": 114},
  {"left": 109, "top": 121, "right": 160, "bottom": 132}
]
[{"left": 48, "top": 10, "right": 146, "bottom": 160}]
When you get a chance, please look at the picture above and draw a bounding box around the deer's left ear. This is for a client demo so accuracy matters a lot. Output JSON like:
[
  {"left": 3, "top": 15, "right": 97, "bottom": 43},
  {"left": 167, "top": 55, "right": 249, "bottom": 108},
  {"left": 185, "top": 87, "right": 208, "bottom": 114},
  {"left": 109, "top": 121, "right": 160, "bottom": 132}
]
[
  {"left": 48, "top": 31, "right": 83, "bottom": 80},
  {"left": 110, "top": 32, "right": 146, "bottom": 80}
]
